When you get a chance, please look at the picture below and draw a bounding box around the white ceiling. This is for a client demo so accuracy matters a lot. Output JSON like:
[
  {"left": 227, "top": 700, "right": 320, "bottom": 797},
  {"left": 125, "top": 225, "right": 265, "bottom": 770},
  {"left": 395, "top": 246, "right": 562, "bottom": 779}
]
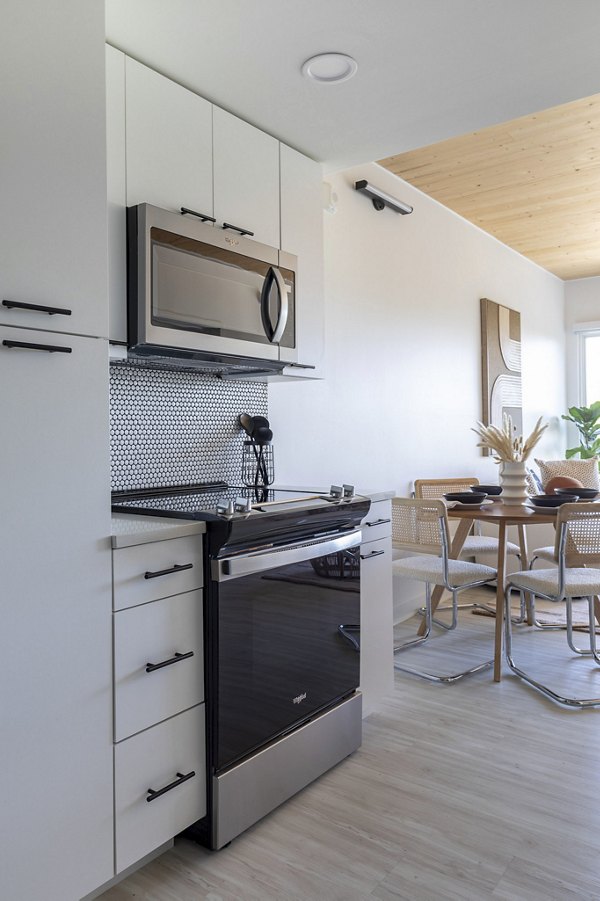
[{"left": 106, "top": 0, "right": 600, "bottom": 171}]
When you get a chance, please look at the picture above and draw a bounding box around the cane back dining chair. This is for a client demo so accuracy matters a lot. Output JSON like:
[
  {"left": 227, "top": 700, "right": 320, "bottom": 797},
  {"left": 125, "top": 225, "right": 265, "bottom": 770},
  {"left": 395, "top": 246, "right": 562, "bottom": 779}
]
[
  {"left": 412, "top": 477, "right": 522, "bottom": 624},
  {"left": 391, "top": 497, "right": 497, "bottom": 683},
  {"left": 414, "top": 478, "right": 522, "bottom": 560},
  {"left": 504, "top": 502, "right": 600, "bottom": 707}
]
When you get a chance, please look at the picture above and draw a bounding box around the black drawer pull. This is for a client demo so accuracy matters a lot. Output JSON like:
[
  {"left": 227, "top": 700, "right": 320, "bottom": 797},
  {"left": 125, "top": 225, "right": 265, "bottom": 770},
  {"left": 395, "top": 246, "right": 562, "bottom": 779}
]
[
  {"left": 146, "top": 770, "right": 196, "bottom": 802},
  {"left": 2, "top": 299, "right": 72, "bottom": 316},
  {"left": 180, "top": 207, "right": 216, "bottom": 223},
  {"left": 144, "top": 562, "right": 193, "bottom": 580},
  {"left": 364, "top": 518, "right": 391, "bottom": 527},
  {"left": 145, "top": 650, "right": 194, "bottom": 673},
  {"left": 360, "top": 550, "right": 385, "bottom": 560},
  {"left": 3, "top": 339, "right": 72, "bottom": 354},
  {"left": 222, "top": 222, "right": 254, "bottom": 237}
]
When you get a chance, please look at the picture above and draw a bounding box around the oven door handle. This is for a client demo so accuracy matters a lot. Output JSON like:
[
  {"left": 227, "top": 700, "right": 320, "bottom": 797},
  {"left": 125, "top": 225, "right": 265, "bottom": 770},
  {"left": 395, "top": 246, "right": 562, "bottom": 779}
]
[{"left": 213, "top": 529, "right": 363, "bottom": 582}]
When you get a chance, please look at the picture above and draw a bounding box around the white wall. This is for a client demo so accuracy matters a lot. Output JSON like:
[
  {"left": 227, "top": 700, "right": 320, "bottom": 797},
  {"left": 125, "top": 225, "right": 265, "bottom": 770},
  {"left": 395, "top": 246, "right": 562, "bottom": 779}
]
[
  {"left": 564, "top": 276, "right": 600, "bottom": 412},
  {"left": 270, "top": 162, "right": 566, "bottom": 495}
]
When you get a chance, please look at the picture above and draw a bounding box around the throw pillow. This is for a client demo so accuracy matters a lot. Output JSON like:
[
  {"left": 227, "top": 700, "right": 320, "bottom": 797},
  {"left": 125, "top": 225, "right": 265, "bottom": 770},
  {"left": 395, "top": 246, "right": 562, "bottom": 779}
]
[
  {"left": 534, "top": 457, "right": 600, "bottom": 491},
  {"left": 526, "top": 467, "right": 543, "bottom": 495}
]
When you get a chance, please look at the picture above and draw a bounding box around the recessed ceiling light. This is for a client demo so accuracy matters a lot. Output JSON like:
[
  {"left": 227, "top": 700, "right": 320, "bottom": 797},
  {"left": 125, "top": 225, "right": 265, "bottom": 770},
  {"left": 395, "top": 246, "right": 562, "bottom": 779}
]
[{"left": 301, "top": 53, "right": 358, "bottom": 84}]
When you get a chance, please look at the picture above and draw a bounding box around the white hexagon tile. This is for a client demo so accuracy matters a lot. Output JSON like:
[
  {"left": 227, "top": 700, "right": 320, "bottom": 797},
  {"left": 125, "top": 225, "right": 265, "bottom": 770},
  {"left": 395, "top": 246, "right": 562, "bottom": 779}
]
[{"left": 110, "top": 363, "right": 268, "bottom": 491}]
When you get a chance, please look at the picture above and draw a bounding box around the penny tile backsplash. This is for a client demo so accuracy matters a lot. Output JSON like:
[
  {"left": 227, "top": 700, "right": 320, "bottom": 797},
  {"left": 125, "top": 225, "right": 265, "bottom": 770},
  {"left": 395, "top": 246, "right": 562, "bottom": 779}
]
[{"left": 110, "top": 363, "right": 268, "bottom": 491}]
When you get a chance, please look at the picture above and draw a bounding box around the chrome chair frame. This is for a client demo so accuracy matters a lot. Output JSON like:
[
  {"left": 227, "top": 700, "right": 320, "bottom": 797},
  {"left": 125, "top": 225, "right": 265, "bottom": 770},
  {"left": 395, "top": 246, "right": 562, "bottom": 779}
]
[
  {"left": 393, "top": 498, "right": 496, "bottom": 683},
  {"left": 504, "top": 503, "right": 600, "bottom": 708}
]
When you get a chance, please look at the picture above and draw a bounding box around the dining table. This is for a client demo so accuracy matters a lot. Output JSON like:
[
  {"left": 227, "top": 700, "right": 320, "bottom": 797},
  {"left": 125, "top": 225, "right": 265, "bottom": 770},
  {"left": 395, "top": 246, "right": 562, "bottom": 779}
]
[{"left": 418, "top": 501, "right": 557, "bottom": 681}]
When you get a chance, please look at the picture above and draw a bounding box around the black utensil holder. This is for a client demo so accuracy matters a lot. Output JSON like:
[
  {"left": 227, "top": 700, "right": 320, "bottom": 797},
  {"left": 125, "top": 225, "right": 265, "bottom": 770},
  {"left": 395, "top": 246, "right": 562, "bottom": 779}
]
[{"left": 242, "top": 440, "right": 275, "bottom": 488}]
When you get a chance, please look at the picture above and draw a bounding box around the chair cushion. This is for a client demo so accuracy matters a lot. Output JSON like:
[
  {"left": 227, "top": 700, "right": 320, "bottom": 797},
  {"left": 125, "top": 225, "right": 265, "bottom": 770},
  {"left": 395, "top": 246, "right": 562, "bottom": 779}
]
[
  {"left": 461, "top": 536, "right": 520, "bottom": 557},
  {"left": 508, "top": 567, "right": 600, "bottom": 598},
  {"left": 393, "top": 555, "right": 497, "bottom": 588},
  {"left": 531, "top": 546, "right": 556, "bottom": 563}
]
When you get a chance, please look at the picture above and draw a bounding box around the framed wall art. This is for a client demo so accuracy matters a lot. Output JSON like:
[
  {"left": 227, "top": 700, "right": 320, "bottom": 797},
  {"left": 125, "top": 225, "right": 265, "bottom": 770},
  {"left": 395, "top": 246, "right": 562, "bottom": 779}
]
[{"left": 480, "top": 298, "right": 522, "bottom": 455}]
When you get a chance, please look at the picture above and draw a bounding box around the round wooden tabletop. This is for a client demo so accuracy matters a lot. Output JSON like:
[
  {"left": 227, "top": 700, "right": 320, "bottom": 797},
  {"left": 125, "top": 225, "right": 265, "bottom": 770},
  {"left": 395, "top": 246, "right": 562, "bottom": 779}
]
[{"left": 447, "top": 501, "right": 557, "bottom": 525}]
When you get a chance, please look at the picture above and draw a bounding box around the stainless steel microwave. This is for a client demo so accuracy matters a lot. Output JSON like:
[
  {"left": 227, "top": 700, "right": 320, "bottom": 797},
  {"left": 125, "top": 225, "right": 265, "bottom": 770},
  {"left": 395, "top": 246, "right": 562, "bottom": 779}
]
[{"left": 127, "top": 204, "right": 297, "bottom": 372}]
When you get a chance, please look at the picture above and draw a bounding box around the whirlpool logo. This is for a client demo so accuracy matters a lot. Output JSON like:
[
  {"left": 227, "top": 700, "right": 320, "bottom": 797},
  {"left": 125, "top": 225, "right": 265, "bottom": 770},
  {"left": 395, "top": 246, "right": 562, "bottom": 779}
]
[{"left": 292, "top": 692, "right": 307, "bottom": 705}]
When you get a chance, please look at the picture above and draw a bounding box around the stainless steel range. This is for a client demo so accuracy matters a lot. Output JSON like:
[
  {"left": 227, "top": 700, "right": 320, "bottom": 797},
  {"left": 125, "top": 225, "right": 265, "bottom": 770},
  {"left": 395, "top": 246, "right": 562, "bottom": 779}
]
[{"left": 112, "top": 481, "right": 370, "bottom": 849}]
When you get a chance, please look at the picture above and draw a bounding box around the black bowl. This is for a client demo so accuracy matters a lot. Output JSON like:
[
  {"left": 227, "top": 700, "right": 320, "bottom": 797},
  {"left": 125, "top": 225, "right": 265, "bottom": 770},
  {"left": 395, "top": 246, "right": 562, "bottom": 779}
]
[
  {"left": 554, "top": 487, "right": 599, "bottom": 499},
  {"left": 444, "top": 491, "right": 487, "bottom": 504},
  {"left": 530, "top": 493, "right": 579, "bottom": 507},
  {"left": 471, "top": 484, "right": 502, "bottom": 496}
]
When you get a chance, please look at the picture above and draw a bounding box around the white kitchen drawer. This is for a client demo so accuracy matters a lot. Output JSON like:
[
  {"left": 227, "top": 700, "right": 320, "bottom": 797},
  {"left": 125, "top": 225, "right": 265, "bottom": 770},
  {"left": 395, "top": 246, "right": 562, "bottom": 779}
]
[
  {"left": 114, "top": 589, "right": 204, "bottom": 741},
  {"left": 113, "top": 534, "right": 203, "bottom": 611},
  {"left": 115, "top": 704, "right": 206, "bottom": 874},
  {"left": 361, "top": 499, "right": 393, "bottom": 542}
]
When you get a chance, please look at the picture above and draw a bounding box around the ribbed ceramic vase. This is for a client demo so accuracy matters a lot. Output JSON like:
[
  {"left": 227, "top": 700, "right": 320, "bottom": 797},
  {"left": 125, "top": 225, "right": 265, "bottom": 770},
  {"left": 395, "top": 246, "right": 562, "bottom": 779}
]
[{"left": 500, "top": 461, "right": 529, "bottom": 505}]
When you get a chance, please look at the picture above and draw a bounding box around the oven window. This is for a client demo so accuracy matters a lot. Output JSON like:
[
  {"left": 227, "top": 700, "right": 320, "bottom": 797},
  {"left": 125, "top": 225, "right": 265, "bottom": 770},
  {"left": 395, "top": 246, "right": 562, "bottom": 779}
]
[{"left": 214, "top": 549, "right": 360, "bottom": 773}]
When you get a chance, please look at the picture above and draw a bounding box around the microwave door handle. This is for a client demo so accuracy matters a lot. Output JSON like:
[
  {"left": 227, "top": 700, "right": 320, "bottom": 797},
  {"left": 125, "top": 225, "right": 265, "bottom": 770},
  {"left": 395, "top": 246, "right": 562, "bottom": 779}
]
[
  {"left": 270, "top": 266, "right": 289, "bottom": 344},
  {"left": 259, "top": 267, "right": 275, "bottom": 341}
]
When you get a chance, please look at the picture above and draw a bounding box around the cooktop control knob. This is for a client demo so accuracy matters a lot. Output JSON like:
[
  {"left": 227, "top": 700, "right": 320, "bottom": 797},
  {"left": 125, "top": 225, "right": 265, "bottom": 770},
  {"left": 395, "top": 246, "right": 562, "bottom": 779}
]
[
  {"left": 216, "top": 498, "right": 236, "bottom": 516},
  {"left": 329, "top": 485, "right": 343, "bottom": 499},
  {"left": 234, "top": 496, "right": 253, "bottom": 514},
  {"left": 343, "top": 484, "right": 355, "bottom": 499}
]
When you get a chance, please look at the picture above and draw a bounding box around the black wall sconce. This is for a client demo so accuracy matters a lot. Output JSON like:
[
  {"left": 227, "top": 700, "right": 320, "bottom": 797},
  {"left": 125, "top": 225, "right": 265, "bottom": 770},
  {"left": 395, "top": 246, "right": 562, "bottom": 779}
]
[{"left": 354, "top": 180, "right": 413, "bottom": 215}]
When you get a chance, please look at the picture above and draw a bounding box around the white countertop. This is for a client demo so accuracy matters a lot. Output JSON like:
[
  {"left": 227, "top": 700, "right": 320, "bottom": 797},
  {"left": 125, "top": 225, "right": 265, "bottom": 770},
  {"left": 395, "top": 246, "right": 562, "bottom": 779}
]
[{"left": 111, "top": 513, "right": 206, "bottom": 549}]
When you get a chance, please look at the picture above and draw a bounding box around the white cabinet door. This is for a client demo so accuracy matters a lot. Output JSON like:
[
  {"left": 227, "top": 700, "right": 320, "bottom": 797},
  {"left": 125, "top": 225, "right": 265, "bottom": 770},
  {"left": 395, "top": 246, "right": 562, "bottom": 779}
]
[
  {"left": 0, "top": 327, "right": 113, "bottom": 900},
  {"left": 213, "top": 106, "right": 280, "bottom": 247},
  {"left": 106, "top": 45, "right": 128, "bottom": 344},
  {"left": 114, "top": 589, "right": 204, "bottom": 741},
  {"left": 360, "top": 533, "right": 395, "bottom": 716},
  {"left": 125, "top": 57, "right": 213, "bottom": 217},
  {"left": 115, "top": 704, "right": 206, "bottom": 874},
  {"left": 0, "top": 0, "right": 108, "bottom": 340},
  {"left": 279, "top": 144, "right": 325, "bottom": 376}
]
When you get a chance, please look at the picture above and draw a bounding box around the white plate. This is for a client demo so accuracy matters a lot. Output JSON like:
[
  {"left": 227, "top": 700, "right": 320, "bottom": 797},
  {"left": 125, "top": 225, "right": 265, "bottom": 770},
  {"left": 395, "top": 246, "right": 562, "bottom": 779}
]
[{"left": 446, "top": 498, "right": 495, "bottom": 509}]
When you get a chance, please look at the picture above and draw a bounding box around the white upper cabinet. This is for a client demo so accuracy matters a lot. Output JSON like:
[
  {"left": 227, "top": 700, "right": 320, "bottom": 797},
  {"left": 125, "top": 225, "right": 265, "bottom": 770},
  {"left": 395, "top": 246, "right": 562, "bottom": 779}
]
[
  {"left": 279, "top": 144, "right": 325, "bottom": 376},
  {"left": 0, "top": 0, "right": 108, "bottom": 339},
  {"left": 125, "top": 57, "right": 213, "bottom": 217},
  {"left": 213, "top": 107, "right": 280, "bottom": 247}
]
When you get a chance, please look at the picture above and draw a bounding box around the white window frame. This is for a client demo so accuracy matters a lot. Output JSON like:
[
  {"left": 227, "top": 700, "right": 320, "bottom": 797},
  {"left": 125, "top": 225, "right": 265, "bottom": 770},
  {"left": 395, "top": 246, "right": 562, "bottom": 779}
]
[{"left": 574, "top": 321, "right": 600, "bottom": 406}]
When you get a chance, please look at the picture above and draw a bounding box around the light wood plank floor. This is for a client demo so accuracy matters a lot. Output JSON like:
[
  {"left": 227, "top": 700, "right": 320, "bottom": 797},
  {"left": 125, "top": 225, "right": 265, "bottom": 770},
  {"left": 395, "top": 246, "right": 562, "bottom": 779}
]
[{"left": 100, "top": 588, "right": 600, "bottom": 900}]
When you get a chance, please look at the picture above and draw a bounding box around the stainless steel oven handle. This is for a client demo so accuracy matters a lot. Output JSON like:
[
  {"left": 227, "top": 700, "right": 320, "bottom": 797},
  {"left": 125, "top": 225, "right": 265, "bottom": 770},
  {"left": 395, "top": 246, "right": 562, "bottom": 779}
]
[{"left": 213, "top": 529, "right": 362, "bottom": 582}]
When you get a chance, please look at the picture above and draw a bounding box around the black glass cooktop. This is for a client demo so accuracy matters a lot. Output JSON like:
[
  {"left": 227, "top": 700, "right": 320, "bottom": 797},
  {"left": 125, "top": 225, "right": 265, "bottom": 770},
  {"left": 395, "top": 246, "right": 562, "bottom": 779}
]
[{"left": 111, "top": 482, "right": 333, "bottom": 520}]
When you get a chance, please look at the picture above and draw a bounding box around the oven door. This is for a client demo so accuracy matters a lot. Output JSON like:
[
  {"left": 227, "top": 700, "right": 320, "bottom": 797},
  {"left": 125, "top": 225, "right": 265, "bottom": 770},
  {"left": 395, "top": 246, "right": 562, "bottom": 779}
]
[
  {"left": 211, "top": 530, "right": 362, "bottom": 773},
  {"left": 129, "top": 204, "right": 297, "bottom": 362}
]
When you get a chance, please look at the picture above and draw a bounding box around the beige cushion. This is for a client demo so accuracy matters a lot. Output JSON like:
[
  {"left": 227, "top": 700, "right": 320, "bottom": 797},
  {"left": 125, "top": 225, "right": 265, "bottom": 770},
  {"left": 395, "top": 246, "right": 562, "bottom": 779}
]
[
  {"left": 531, "top": 546, "right": 556, "bottom": 563},
  {"left": 534, "top": 458, "right": 600, "bottom": 490},
  {"left": 508, "top": 567, "right": 600, "bottom": 598},
  {"left": 461, "top": 536, "right": 520, "bottom": 557},
  {"left": 393, "top": 555, "right": 497, "bottom": 588}
]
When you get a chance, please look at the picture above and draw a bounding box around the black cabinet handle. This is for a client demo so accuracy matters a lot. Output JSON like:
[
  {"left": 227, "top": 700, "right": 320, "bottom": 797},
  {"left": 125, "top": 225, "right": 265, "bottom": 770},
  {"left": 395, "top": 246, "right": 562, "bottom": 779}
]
[
  {"left": 3, "top": 299, "right": 72, "bottom": 316},
  {"left": 360, "top": 550, "right": 385, "bottom": 560},
  {"left": 144, "top": 562, "right": 193, "bottom": 580},
  {"left": 2, "top": 339, "right": 72, "bottom": 354},
  {"left": 180, "top": 207, "right": 216, "bottom": 223},
  {"left": 145, "top": 650, "right": 194, "bottom": 673},
  {"left": 364, "top": 518, "right": 391, "bottom": 527},
  {"left": 146, "top": 770, "right": 196, "bottom": 802},
  {"left": 222, "top": 222, "right": 254, "bottom": 237}
]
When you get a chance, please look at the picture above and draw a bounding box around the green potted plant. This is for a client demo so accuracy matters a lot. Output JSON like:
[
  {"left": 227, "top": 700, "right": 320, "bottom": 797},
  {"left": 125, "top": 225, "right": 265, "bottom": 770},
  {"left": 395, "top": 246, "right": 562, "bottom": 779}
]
[{"left": 561, "top": 402, "right": 600, "bottom": 460}]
